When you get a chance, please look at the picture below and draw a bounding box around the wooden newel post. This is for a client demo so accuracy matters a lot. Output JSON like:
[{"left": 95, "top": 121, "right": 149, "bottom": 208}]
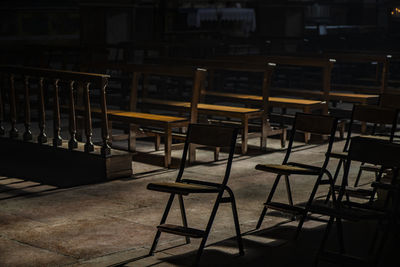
[
  {"left": 37, "top": 77, "right": 48, "bottom": 144},
  {"left": 100, "top": 77, "right": 111, "bottom": 156},
  {"left": 68, "top": 80, "right": 78, "bottom": 149},
  {"left": 0, "top": 76, "right": 5, "bottom": 136},
  {"left": 9, "top": 75, "right": 18, "bottom": 138},
  {"left": 84, "top": 82, "right": 94, "bottom": 152},
  {"left": 23, "top": 76, "right": 32, "bottom": 141},
  {"left": 53, "top": 79, "right": 62, "bottom": 147}
]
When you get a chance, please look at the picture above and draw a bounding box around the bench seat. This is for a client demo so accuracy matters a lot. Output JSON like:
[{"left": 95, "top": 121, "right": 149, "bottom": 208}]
[{"left": 141, "top": 98, "right": 286, "bottom": 153}]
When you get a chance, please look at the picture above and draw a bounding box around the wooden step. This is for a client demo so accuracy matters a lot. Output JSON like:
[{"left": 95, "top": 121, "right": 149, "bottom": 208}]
[
  {"left": 265, "top": 202, "right": 304, "bottom": 215},
  {"left": 157, "top": 224, "right": 205, "bottom": 238}
]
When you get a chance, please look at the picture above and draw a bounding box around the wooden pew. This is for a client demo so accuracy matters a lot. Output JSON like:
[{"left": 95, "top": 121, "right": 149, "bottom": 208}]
[
  {"left": 80, "top": 63, "right": 206, "bottom": 167},
  {"left": 83, "top": 61, "right": 286, "bottom": 155},
  {"left": 216, "top": 54, "right": 380, "bottom": 105},
  {"left": 146, "top": 57, "right": 330, "bottom": 142},
  {"left": 0, "top": 65, "right": 132, "bottom": 187},
  {"left": 138, "top": 61, "right": 287, "bottom": 153}
]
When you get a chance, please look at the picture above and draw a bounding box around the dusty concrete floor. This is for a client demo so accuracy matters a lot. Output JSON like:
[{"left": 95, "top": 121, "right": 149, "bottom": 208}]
[{"left": 0, "top": 133, "right": 397, "bottom": 267}]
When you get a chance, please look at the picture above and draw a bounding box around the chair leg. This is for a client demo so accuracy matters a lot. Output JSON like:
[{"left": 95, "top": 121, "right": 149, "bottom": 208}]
[
  {"left": 256, "top": 174, "right": 282, "bottom": 229},
  {"left": 226, "top": 187, "right": 244, "bottom": 255},
  {"left": 194, "top": 194, "right": 223, "bottom": 265},
  {"left": 353, "top": 162, "right": 365, "bottom": 187},
  {"left": 314, "top": 216, "right": 335, "bottom": 267},
  {"left": 284, "top": 175, "right": 294, "bottom": 206},
  {"left": 325, "top": 159, "right": 344, "bottom": 203},
  {"left": 149, "top": 194, "right": 175, "bottom": 256},
  {"left": 335, "top": 217, "right": 345, "bottom": 254},
  {"left": 295, "top": 173, "right": 325, "bottom": 239},
  {"left": 284, "top": 175, "right": 295, "bottom": 221},
  {"left": 178, "top": 195, "right": 190, "bottom": 244}
]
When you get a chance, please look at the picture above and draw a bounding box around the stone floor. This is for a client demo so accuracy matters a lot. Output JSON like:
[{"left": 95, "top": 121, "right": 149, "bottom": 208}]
[{"left": 0, "top": 135, "right": 398, "bottom": 266}]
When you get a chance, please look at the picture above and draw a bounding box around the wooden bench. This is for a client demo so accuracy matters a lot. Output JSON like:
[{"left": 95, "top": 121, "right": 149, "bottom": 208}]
[
  {"left": 215, "top": 55, "right": 380, "bottom": 107},
  {"left": 0, "top": 65, "right": 132, "bottom": 187},
  {"left": 147, "top": 57, "right": 331, "bottom": 142},
  {"left": 140, "top": 61, "right": 287, "bottom": 152},
  {"left": 84, "top": 61, "right": 286, "bottom": 155},
  {"left": 79, "top": 63, "right": 206, "bottom": 168}
]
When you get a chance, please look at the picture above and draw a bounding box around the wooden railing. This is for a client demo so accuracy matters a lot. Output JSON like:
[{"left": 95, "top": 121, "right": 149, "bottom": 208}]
[{"left": 0, "top": 65, "right": 111, "bottom": 157}]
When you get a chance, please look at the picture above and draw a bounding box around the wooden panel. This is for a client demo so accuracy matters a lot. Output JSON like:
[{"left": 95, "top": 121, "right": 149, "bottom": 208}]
[
  {"left": 187, "top": 124, "right": 238, "bottom": 148},
  {"left": 353, "top": 105, "right": 398, "bottom": 125},
  {"left": 295, "top": 113, "right": 336, "bottom": 135},
  {"left": 349, "top": 137, "right": 400, "bottom": 167}
]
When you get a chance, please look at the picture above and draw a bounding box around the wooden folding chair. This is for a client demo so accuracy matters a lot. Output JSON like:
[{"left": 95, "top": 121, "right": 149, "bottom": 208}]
[
  {"left": 147, "top": 123, "right": 244, "bottom": 265},
  {"left": 311, "top": 137, "right": 400, "bottom": 266},
  {"left": 328, "top": 105, "right": 398, "bottom": 200},
  {"left": 255, "top": 113, "right": 338, "bottom": 238}
]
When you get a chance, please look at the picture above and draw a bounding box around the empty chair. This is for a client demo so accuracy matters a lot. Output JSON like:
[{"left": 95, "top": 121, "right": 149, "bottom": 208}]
[
  {"left": 329, "top": 105, "right": 398, "bottom": 200},
  {"left": 255, "top": 113, "right": 338, "bottom": 237},
  {"left": 146, "top": 123, "right": 244, "bottom": 265},
  {"left": 311, "top": 136, "right": 400, "bottom": 266}
]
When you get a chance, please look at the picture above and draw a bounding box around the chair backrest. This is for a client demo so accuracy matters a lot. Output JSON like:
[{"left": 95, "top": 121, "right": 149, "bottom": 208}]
[
  {"left": 379, "top": 93, "right": 400, "bottom": 109},
  {"left": 352, "top": 104, "right": 398, "bottom": 125},
  {"left": 344, "top": 104, "right": 399, "bottom": 151},
  {"left": 186, "top": 123, "right": 239, "bottom": 148},
  {"left": 294, "top": 113, "right": 337, "bottom": 135},
  {"left": 177, "top": 123, "right": 239, "bottom": 185},
  {"left": 284, "top": 113, "right": 337, "bottom": 164},
  {"left": 348, "top": 137, "right": 400, "bottom": 168},
  {"left": 338, "top": 137, "right": 400, "bottom": 202}
]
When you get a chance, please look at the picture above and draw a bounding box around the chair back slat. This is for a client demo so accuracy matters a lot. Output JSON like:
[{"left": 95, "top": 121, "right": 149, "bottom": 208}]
[
  {"left": 295, "top": 113, "right": 336, "bottom": 135},
  {"left": 187, "top": 124, "right": 239, "bottom": 147},
  {"left": 352, "top": 104, "right": 398, "bottom": 125},
  {"left": 379, "top": 93, "right": 400, "bottom": 109},
  {"left": 349, "top": 137, "right": 400, "bottom": 167}
]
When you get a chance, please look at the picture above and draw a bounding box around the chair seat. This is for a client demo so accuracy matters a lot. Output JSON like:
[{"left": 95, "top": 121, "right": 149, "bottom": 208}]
[
  {"left": 308, "top": 204, "right": 386, "bottom": 221},
  {"left": 147, "top": 182, "right": 220, "bottom": 195},
  {"left": 330, "top": 151, "right": 348, "bottom": 159},
  {"left": 255, "top": 163, "right": 320, "bottom": 175}
]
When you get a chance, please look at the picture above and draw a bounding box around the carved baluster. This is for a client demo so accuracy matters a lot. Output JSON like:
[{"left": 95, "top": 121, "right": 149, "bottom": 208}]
[
  {"left": 37, "top": 77, "right": 47, "bottom": 144},
  {"left": 0, "top": 76, "right": 4, "bottom": 136},
  {"left": 23, "top": 76, "right": 32, "bottom": 141},
  {"left": 53, "top": 79, "right": 62, "bottom": 147},
  {"left": 68, "top": 80, "right": 78, "bottom": 149},
  {"left": 100, "top": 77, "right": 110, "bottom": 156},
  {"left": 9, "top": 75, "right": 18, "bottom": 138},
  {"left": 83, "top": 82, "right": 94, "bottom": 152}
]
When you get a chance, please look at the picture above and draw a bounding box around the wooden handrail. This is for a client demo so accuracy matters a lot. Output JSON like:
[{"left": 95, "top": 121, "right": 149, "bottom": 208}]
[{"left": 0, "top": 65, "right": 111, "bottom": 157}]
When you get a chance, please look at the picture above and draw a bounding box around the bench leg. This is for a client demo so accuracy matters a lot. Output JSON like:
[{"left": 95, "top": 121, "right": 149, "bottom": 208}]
[
  {"left": 164, "top": 126, "right": 172, "bottom": 168},
  {"left": 189, "top": 144, "right": 196, "bottom": 164},
  {"left": 303, "top": 107, "right": 311, "bottom": 143},
  {"left": 260, "top": 115, "right": 268, "bottom": 151},
  {"left": 155, "top": 134, "right": 161, "bottom": 151},
  {"left": 214, "top": 147, "right": 220, "bottom": 161},
  {"left": 241, "top": 117, "right": 248, "bottom": 154},
  {"left": 281, "top": 128, "right": 287, "bottom": 148},
  {"left": 108, "top": 121, "right": 113, "bottom": 146},
  {"left": 128, "top": 124, "right": 136, "bottom": 152}
]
